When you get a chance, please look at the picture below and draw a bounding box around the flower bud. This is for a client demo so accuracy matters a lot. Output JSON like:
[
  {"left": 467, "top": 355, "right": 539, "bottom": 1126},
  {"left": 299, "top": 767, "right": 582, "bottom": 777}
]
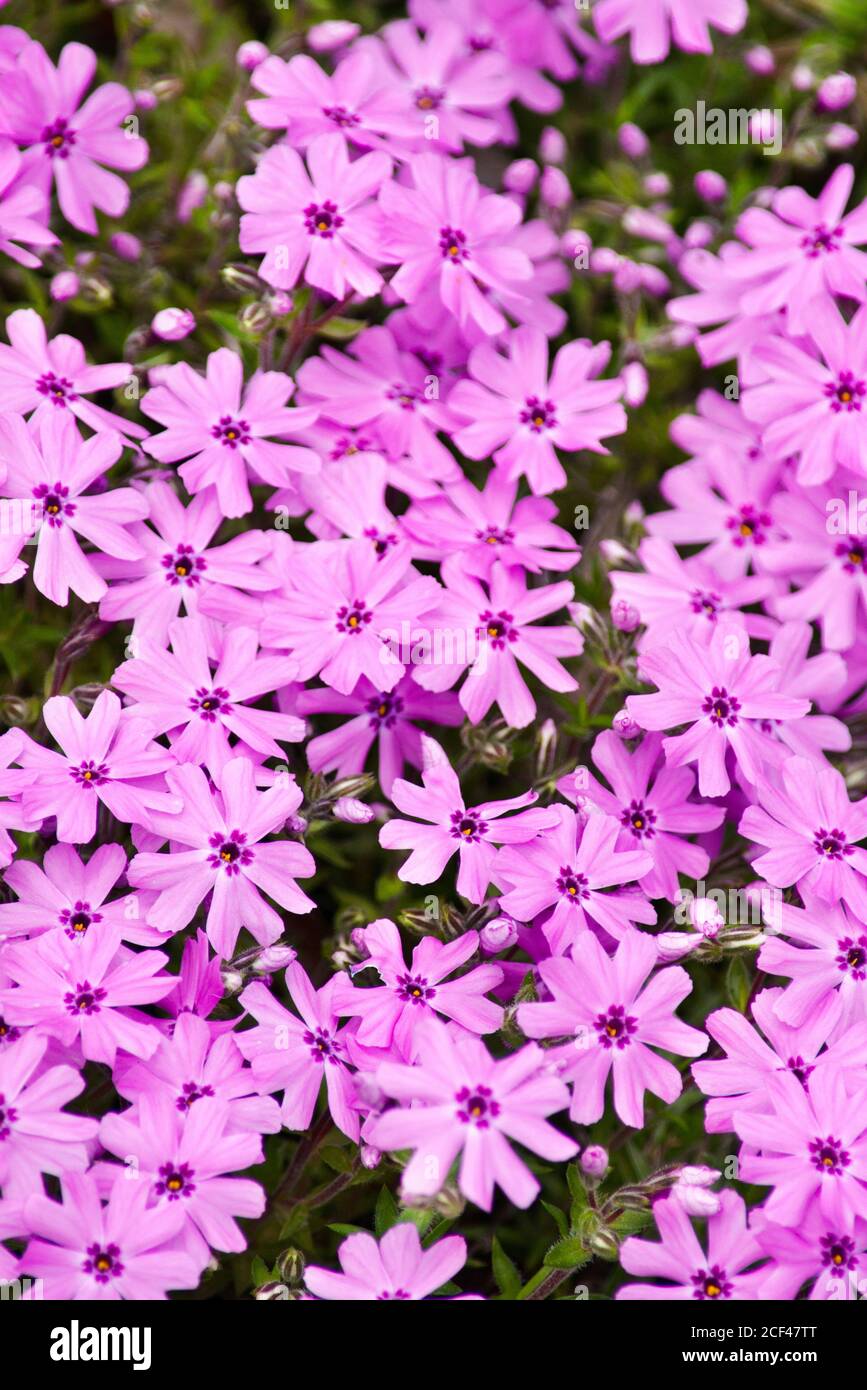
[
  {"left": 694, "top": 169, "right": 727, "bottom": 203},
  {"left": 503, "top": 158, "right": 539, "bottom": 194},
  {"left": 610, "top": 598, "right": 640, "bottom": 632},
  {"left": 480, "top": 916, "right": 519, "bottom": 954},
  {"left": 745, "top": 45, "right": 775, "bottom": 76},
  {"left": 826, "top": 123, "right": 859, "bottom": 151},
  {"left": 333, "top": 796, "right": 374, "bottom": 824},
  {"left": 588, "top": 1228, "right": 619, "bottom": 1261},
  {"left": 599, "top": 539, "right": 633, "bottom": 566},
  {"left": 580, "top": 1145, "right": 609, "bottom": 1178},
  {"left": 176, "top": 170, "right": 208, "bottom": 223},
  {"left": 276, "top": 1249, "right": 305, "bottom": 1284},
  {"left": 617, "top": 122, "right": 648, "bottom": 159},
  {"left": 267, "top": 290, "right": 294, "bottom": 316},
  {"left": 539, "top": 126, "right": 567, "bottom": 164},
  {"left": 612, "top": 709, "right": 640, "bottom": 739},
  {"left": 110, "top": 232, "right": 142, "bottom": 261},
  {"left": 817, "top": 72, "right": 856, "bottom": 113},
  {"left": 672, "top": 1183, "right": 721, "bottom": 1218},
  {"left": 151, "top": 307, "right": 195, "bottom": 341},
  {"left": 238, "top": 301, "right": 272, "bottom": 334},
  {"left": 621, "top": 361, "right": 648, "bottom": 408},
  {"left": 307, "top": 21, "right": 360, "bottom": 52},
  {"left": 221, "top": 263, "right": 264, "bottom": 294},
  {"left": 791, "top": 63, "right": 815, "bottom": 92},
  {"left": 360, "top": 1145, "right": 381, "bottom": 1171},
  {"left": 684, "top": 220, "right": 714, "bottom": 250},
  {"left": 642, "top": 171, "right": 671, "bottom": 198},
  {"left": 237, "top": 40, "right": 269, "bottom": 71},
  {"left": 254, "top": 945, "right": 297, "bottom": 972},
  {"left": 50, "top": 271, "right": 79, "bottom": 302},
  {"left": 220, "top": 966, "right": 244, "bottom": 995},
  {"left": 540, "top": 166, "right": 571, "bottom": 210}
]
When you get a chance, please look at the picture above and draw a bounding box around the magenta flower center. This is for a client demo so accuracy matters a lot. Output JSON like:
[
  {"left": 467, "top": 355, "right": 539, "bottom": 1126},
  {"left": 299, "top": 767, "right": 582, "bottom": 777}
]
[
  {"left": 60, "top": 900, "right": 102, "bottom": 939},
  {"left": 304, "top": 200, "right": 344, "bottom": 238},
  {"left": 65, "top": 980, "right": 107, "bottom": 1016},
  {"left": 84, "top": 1243, "right": 124, "bottom": 1284},
  {"left": 366, "top": 690, "right": 404, "bottom": 728},
  {"left": 689, "top": 588, "right": 722, "bottom": 620},
  {"left": 825, "top": 371, "right": 866, "bottom": 413},
  {"left": 726, "top": 503, "right": 772, "bottom": 547},
  {"left": 594, "top": 1004, "right": 638, "bottom": 1050},
  {"left": 157, "top": 1161, "right": 196, "bottom": 1199},
  {"left": 835, "top": 935, "right": 867, "bottom": 978},
  {"left": 336, "top": 599, "right": 373, "bottom": 635},
  {"left": 331, "top": 433, "right": 374, "bottom": 460},
  {"left": 0, "top": 1020, "right": 20, "bottom": 1046},
  {"left": 836, "top": 538, "right": 867, "bottom": 572},
  {"left": 377, "top": 1288, "right": 411, "bottom": 1300},
  {"left": 211, "top": 415, "right": 251, "bottom": 448},
  {"left": 363, "top": 525, "right": 399, "bottom": 559},
  {"left": 809, "top": 1135, "right": 851, "bottom": 1176},
  {"left": 813, "top": 826, "right": 852, "bottom": 859},
  {"left": 702, "top": 686, "right": 741, "bottom": 727},
  {"left": 557, "top": 866, "right": 589, "bottom": 902},
  {"left": 821, "top": 1233, "right": 857, "bottom": 1277},
  {"left": 322, "top": 105, "right": 360, "bottom": 129},
  {"left": 620, "top": 799, "right": 656, "bottom": 840},
  {"left": 450, "top": 808, "right": 489, "bottom": 843},
  {"left": 439, "top": 225, "right": 469, "bottom": 262},
  {"left": 304, "top": 1027, "right": 343, "bottom": 1065},
  {"left": 786, "top": 1054, "right": 815, "bottom": 1087},
  {"left": 455, "top": 1083, "right": 500, "bottom": 1128},
  {"left": 163, "top": 544, "right": 207, "bottom": 585},
  {"left": 475, "top": 524, "right": 515, "bottom": 547},
  {"left": 478, "top": 608, "right": 518, "bottom": 648},
  {"left": 42, "top": 117, "right": 76, "bottom": 158},
  {"left": 70, "top": 759, "right": 109, "bottom": 788},
  {"left": 801, "top": 223, "right": 843, "bottom": 257},
  {"left": 386, "top": 383, "right": 420, "bottom": 411},
  {"left": 520, "top": 396, "right": 558, "bottom": 433},
  {"left": 396, "top": 972, "right": 435, "bottom": 1004},
  {"left": 191, "top": 686, "right": 231, "bottom": 720},
  {"left": 36, "top": 371, "right": 77, "bottom": 406},
  {"left": 0, "top": 1094, "right": 19, "bottom": 1141},
  {"left": 414, "top": 85, "right": 445, "bottom": 111},
  {"left": 691, "top": 1264, "right": 732, "bottom": 1300},
  {"left": 33, "top": 480, "right": 75, "bottom": 527},
  {"left": 176, "top": 1081, "right": 215, "bottom": 1111},
  {"left": 207, "top": 830, "right": 253, "bottom": 874}
]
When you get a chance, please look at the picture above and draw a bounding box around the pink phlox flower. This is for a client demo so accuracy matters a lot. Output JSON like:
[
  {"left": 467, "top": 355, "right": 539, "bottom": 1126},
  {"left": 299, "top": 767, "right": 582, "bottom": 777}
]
[
  {"left": 694, "top": 986, "right": 867, "bottom": 1134},
  {"left": 95, "top": 479, "right": 275, "bottom": 645},
  {"left": 378, "top": 151, "right": 533, "bottom": 336},
  {"left": 237, "top": 961, "right": 360, "bottom": 1141},
  {"left": 562, "top": 730, "right": 724, "bottom": 901},
  {"left": 238, "top": 131, "right": 392, "bottom": 297},
  {"left": 0, "top": 921, "right": 173, "bottom": 1065},
  {"left": 23, "top": 1169, "right": 201, "bottom": 1299},
  {"left": 141, "top": 347, "right": 320, "bottom": 518},
  {"left": 113, "top": 615, "right": 304, "bottom": 775},
  {"left": 0, "top": 726, "right": 39, "bottom": 866},
  {"left": 0, "top": 841, "right": 165, "bottom": 948},
  {"left": 626, "top": 624, "right": 811, "bottom": 798},
  {"left": 336, "top": 918, "right": 504, "bottom": 1054},
  {"left": 594, "top": 0, "right": 747, "bottom": 66},
  {"left": 752, "top": 1206, "right": 867, "bottom": 1301},
  {"left": 492, "top": 804, "right": 656, "bottom": 955},
  {"left": 305, "top": 1224, "right": 477, "bottom": 1300},
  {"left": 0, "top": 410, "right": 147, "bottom": 606},
  {"left": 518, "top": 929, "right": 707, "bottom": 1127},
  {"left": 740, "top": 755, "right": 867, "bottom": 917},
  {"left": 98, "top": 1092, "right": 265, "bottom": 1263},
  {"left": 0, "top": 39, "right": 148, "bottom": 233},
  {"left": 0, "top": 308, "right": 147, "bottom": 440},
  {"left": 259, "top": 538, "right": 442, "bottom": 696},
  {"left": 297, "top": 672, "right": 463, "bottom": 796},
  {"left": 412, "top": 561, "right": 581, "bottom": 729},
  {"left": 753, "top": 622, "right": 850, "bottom": 761},
  {"left": 127, "top": 758, "right": 316, "bottom": 959},
  {"left": 370, "top": 1016, "right": 578, "bottom": 1211},
  {"left": 0, "top": 137, "right": 57, "bottom": 268},
  {"left": 14, "top": 689, "right": 182, "bottom": 844},
  {"left": 616, "top": 1190, "right": 767, "bottom": 1301},
  {"left": 667, "top": 242, "right": 788, "bottom": 373},
  {"left": 0, "top": 1031, "right": 97, "bottom": 1198},
  {"left": 163, "top": 929, "right": 225, "bottom": 1023},
  {"left": 114, "top": 1010, "right": 281, "bottom": 1136},
  {"left": 449, "top": 325, "right": 626, "bottom": 495},
  {"left": 380, "top": 758, "right": 560, "bottom": 904},
  {"left": 757, "top": 896, "right": 867, "bottom": 1032}
]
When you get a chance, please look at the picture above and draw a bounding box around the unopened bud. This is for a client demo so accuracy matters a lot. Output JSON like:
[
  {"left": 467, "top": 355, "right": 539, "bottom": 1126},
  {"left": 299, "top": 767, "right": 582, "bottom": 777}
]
[
  {"left": 360, "top": 1145, "right": 382, "bottom": 1171},
  {"left": 612, "top": 709, "right": 640, "bottom": 739},
  {"left": 588, "top": 1228, "right": 619, "bottom": 1261},
  {"left": 580, "top": 1145, "right": 609, "bottom": 1179},
  {"left": 276, "top": 1248, "right": 305, "bottom": 1284},
  {"left": 151, "top": 307, "right": 195, "bottom": 341},
  {"left": 480, "top": 916, "right": 519, "bottom": 954}
]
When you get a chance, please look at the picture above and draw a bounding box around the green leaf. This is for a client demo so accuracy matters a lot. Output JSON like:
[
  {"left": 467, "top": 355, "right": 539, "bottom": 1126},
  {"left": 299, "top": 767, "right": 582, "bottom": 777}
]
[
  {"left": 491, "top": 1236, "right": 521, "bottom": 1298},
  {"left": 374, "top": 1186, "right": 400, "bottom": 1238},
  {"left": 726, "top": 955, "right": 751, "bottom": 1013},
  {"left": 541, "top": 1201, "right": 570, "bottom": 1238},
  {"left": 543, "top": 1235, "right": 590, "bottom": 1270},
  {"left": 317, "top": 316, "right": 367, "bottom": 341}
]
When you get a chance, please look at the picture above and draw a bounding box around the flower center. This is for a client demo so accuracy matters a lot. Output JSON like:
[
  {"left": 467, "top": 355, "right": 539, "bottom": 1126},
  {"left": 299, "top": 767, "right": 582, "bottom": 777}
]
[
  {"left": 620, "top": 799, "right": 656, "bottom": 840},
  {"left": 825, "top": 371, "right": 866, "bottom": 412},
  {"left": 475, "top": 525, "right": 515, "bottom": 547},
  {"left": 211, "top": 415, "right": 251, "bottom": 448},
  {"left": 478, "top": 608, "right": 517, "bottom": 648},
  {"left": 304, "top": 1027, "right": 343, "bottom": 1065},
  {"left": 304, "top": 200, "right": 344, "bottom": 238},
  {"left": 520, "top": 396, "right": 558, "bottom": 433},
  {"left": 702, "top": 686, "right": 741, "bottom": 727},
  {"left": 191, "top": 686, "right": 231, "bottom": 720},
  {"left": 836, "top": 538, "right": 867, "bottom": 572},
  {"left": 821, "top": 1233, "right": 856, "bottom": 1277},
  {"left": 449, "top": 808, "right": 489, "bottom": 843},
  {"left": 42, "top": 118, "right": 76, "bottom": 158},
  {"left": 726, "top": 503, "right": 771, "bottom": 547},
  {"left": 813, "top": 827, "right": 852, "bottom": 859},
  {"left": 396, "top": 973, "right": 435, "bottom": 1004},
  {"left": 32, "top": 481, "right": 74, "bottom": 527},
  {"left": 455, "top": 1084, "right": 500, "bottom": 1128},
  {"left": 691, "top": 1265, "right": 732, "bottom": 1300},
  {"left": 439, "top": 225, "right": 469, "bottom": 262},
  {"left": 322, "top": 105, "right": 360, "bottom": 129},
  {"left": 690, "top": 588, "right": 722, "bottom": 620},
  {"left": 70, "top": 760, "right": 109, "bottom": 788},
  {"left": 594, "top": 1005, "right": 638, "bottom": 1049},
  {"left": 64, "top": 980, "right": 107, "bottom": 1016},
  {"left": 386, "top": 383, "right": 420, "bottom": 411},
  {"left": 414, "top": 85, "right": 445, "bottom": 110},
  {"left": 207, "top": 830, "right": 253, "bottom": 874},
  {"left": 163, "top": 544, "right": 206, "bottom": 585},
  {"left": 336, "top": 599, "right": 372, "bottom": 635},
  {"left": 84, "top": 1243, "right": 124, "bottom": 1283},
  {"left": 810, "top": 1136, "right": 851, "bottom": 1176},
  {"left": 835, "top": 935, "right": 867, "bottom": 978},
  {"left": 60, "top": 900, "right": 102, "bottom": 939},
  {"left": 36, "top": 371, "right": 77, "bottom": 406},
  {"left": 0, "top": 1094, "right": 19, "bottom": 1141},
  {"left": 176, "top": 1081, "right": 215, "bottom": 1111},
  {"left": 802, "top": 223, "right": 843, "bottom": 257},
  {"left": 366, "top": 691, "right": 404, "bottom": 728},
  {"left": 556, "top": 866, "right": 589, "bottom": 902},
  {"left": 157, "top": 1161, "right": 196, "bottom": 1199}
]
